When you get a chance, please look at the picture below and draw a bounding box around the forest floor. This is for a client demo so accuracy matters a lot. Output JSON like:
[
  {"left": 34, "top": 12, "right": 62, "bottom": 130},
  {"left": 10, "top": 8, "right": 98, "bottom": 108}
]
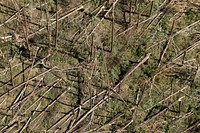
[{"left": 0, "top": 0, "right": 200, "bottom": 132}]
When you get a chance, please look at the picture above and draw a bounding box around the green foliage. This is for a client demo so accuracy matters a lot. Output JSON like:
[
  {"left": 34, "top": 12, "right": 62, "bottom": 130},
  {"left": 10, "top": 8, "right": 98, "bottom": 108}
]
[
  {"left": 142, "top": 61, "right": 157, "bottom": 77},
  {"left": 162, "top": 123, "right": 170, "bottom": 133},
  {"left": 110, "top": 66, "right": 120, "bottom": 83},
  {"left": 93, "top": 0, "right": 102, "bottom": 6},
  {"left": 102, "top": 116, "right": 107, "bottom": 124}
]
